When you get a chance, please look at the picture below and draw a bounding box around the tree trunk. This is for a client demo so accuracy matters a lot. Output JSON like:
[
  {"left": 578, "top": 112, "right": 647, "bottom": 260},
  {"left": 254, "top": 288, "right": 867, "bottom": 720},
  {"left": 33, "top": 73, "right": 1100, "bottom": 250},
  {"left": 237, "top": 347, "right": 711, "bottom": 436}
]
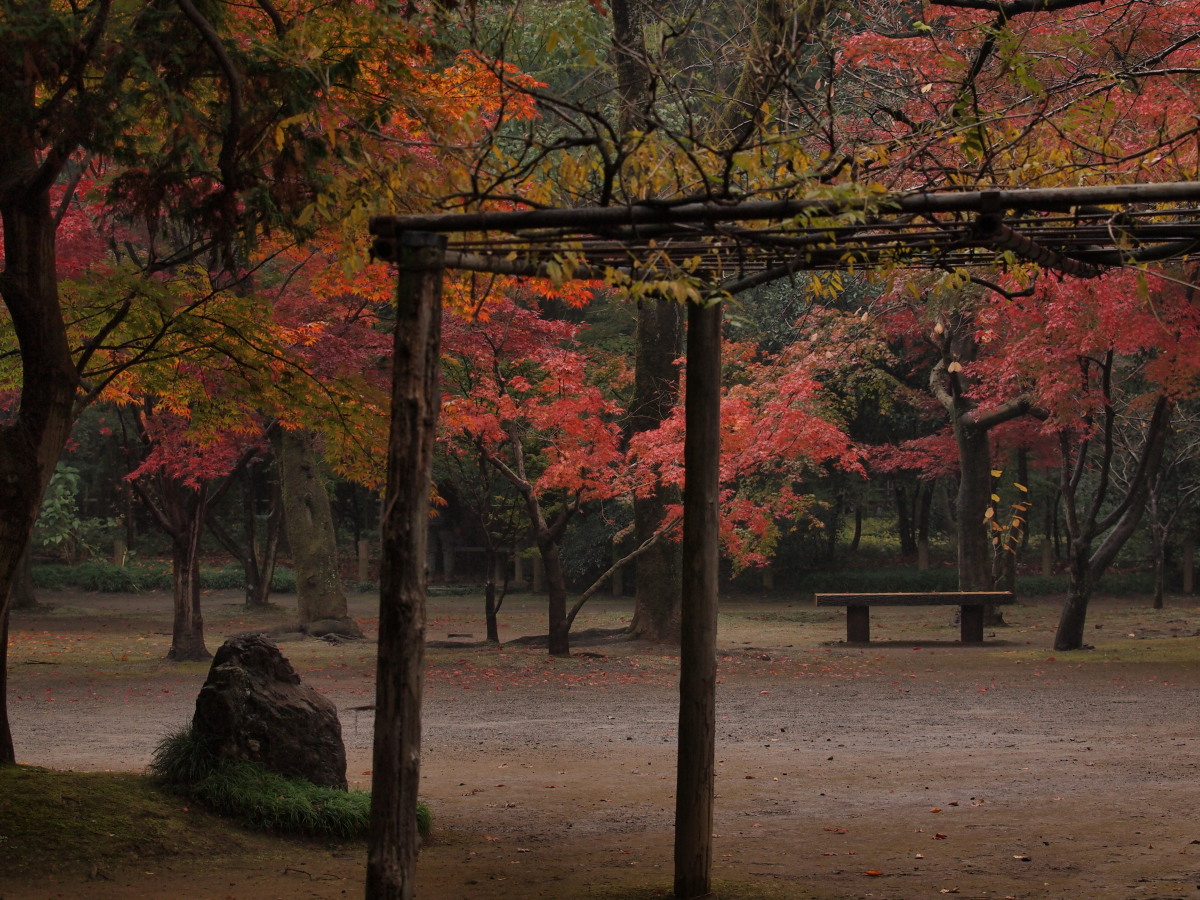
[
  {"left": 275, "top": 428, "right": 362, "bottom": 637},
  {"left": 954, "top": 422, "right": 994, "bottom": 592},
  {"left": 1055, "top": 543, "right": 1096, "bottom": 651},
  {"left": 484, "top": 573, "right": 501, "bottom": 643},
  {"left": 1184, "top": 536, "right": 1194, "bottom": 594},
  {"left": 10, "top": 545, "right": 37, "bottom": 611},
  {"left": 895, "top": 483, "right": 916, "bottom": 555},
  {"left": 167, "top": 485, "right": 211, "bottom": 662},
  {"left": 917, "top": 483, "right": 933, "bottom": 571},
  {"left": 539, "top": 537, "right": 572, "bottom": 657},
  {"left": 0, "top": 607, "right": 11, "bottom": 765},
  {"left": 0, "top": 142, "right": 88, "bottom": 763},
  {"left": 627, "top": 296, "right": 685, "bottom": 644},
  {"left": 953, "top": 421, "right": 1008, "bottom": 625},
  {"left": 208, "top": 461, "right": 281, "bottom": 609},
  {"left": 243, "top": 461, "right": 282, "bottom": 608},
  {"left": 611, "top": 0, "right": 686, "bottom": 645},
  {"left": 1053, "top": 393, "right": 1172, "bottom": 651},
  {"left": 134, "top": 475, "right": 212, "bottom": 663},
  {"left": 367, "top": 231, "right": 444, "bottom": 900},
  {"left": 1150, "top": 520, "right": 1167, "bottom": 610}
]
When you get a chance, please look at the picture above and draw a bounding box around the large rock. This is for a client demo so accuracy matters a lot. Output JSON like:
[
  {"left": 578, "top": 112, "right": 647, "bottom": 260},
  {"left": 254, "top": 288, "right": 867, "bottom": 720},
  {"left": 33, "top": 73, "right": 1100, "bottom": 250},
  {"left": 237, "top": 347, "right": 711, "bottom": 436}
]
[{"left": 192, "top": 634, "right": 348, "bottom": 789}]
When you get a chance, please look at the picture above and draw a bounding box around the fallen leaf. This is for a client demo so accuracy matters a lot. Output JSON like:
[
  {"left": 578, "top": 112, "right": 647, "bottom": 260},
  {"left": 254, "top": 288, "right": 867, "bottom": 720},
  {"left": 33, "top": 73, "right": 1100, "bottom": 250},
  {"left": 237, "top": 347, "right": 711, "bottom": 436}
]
[
  {"left": 934, "top": 833, "right": 948, "bottom": 840},
  {"left": 864, "top": 869, "right": 884, "bottom": 876}
]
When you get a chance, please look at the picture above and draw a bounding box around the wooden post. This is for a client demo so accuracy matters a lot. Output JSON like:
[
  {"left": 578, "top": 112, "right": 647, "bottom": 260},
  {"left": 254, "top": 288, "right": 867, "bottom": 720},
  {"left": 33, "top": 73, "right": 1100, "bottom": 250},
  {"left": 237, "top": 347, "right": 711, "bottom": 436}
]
[
  {"left": 366, "top": 232, "right": 445, "bottom": 900},
  {"left": 960, "top": 605, "right": 985, "bottom": 642},
  {"left": 674, "top": 300, "right": 721, "bottom": 900},
  {"left": 846, "top": 605, "right": 870, "bottom": 642},
  {"left": 1184, "top": 537, "right": 1194, "bottom": 594}
]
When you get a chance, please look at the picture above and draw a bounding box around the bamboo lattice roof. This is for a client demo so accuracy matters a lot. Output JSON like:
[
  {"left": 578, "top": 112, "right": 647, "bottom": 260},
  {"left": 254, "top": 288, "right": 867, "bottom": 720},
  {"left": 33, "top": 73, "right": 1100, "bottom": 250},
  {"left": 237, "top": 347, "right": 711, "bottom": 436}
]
[{"left": 370, "top": 181, "right": 1200, "bottom": 289}]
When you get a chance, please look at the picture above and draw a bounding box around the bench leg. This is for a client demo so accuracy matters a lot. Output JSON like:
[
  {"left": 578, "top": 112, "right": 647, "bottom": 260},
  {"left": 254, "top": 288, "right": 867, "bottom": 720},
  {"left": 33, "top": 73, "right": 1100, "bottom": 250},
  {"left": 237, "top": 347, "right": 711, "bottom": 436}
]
[
  {"left": 960, "top": 605, "right": 984, "bottom": 642},
  {"left": 846, "top": 605, "right": 870, "bottom": 642}
]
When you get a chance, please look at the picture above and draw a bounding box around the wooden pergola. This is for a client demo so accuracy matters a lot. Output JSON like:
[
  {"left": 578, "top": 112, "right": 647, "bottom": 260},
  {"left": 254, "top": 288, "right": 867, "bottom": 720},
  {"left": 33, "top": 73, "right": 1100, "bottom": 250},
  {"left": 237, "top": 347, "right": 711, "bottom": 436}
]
[{"left": 364, "top": 181, "right": 1200, "bottom": 899}]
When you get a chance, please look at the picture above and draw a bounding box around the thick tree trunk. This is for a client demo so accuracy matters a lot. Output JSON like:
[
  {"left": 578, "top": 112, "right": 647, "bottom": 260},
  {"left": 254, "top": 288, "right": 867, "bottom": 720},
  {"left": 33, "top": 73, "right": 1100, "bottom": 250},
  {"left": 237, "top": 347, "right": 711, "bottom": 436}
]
[
  {"left": 10, "top": 545, "right": 37, "bottom": 610},
  {"left": 1055, "top": 545, "right": 1095, "bottom": 651},
  {"left": 0, "top": 137, "right": 81, "bottom": 763},
  {"left": 276, "top": 428, "right": 362, "bottom": 637},
  {"left": 954, "top": 422, "right": 995, "bottom": 592},
  {"left": 539, "top": 538, "right": 572, "bottom": 657},
  {"left": 627, "top": 297, "right": 684, "bottom": 644},
  {"left": 953, "top": 421, "right": 1009, "bottom": 626},
  {"left": 367, "top": 232, "right": 444, "bottom": 900},
  {"left": 611, "top": 0, "right": 686, "bottom": 644}
]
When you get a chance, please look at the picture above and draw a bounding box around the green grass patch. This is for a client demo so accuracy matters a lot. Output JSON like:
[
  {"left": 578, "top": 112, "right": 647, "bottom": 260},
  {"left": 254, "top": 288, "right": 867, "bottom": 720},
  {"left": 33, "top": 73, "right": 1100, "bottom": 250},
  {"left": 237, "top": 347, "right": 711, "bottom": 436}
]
[
  {"left": 0, "top": 765, "right": 239, "bottom": 877},
  {"left": 151, "top": 726, "right": 431, "bottom": 838}
]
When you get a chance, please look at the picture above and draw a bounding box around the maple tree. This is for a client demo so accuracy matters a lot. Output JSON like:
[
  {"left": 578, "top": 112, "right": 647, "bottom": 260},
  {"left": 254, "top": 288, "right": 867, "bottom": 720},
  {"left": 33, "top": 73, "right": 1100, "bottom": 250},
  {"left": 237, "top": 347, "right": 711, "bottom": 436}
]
[
  {"left": 0, "top": 0, "right": 456, "bottom": 764},
  {"left": 126, "top": 408, "right": 268, "bottom": 660},
  {"left": 963, "top": 266, "right": 1200, "bottom": 649},
  {"left": 440, "top": 295, "right": 626, "bottom": 657}
]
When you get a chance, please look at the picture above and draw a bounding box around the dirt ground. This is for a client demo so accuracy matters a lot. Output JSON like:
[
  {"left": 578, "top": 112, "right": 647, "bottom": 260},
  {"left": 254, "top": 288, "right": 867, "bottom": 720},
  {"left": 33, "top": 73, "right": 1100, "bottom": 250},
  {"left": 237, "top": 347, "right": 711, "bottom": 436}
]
[{"left": 5, "top": 586, "right": 1200, "bottom": 899}]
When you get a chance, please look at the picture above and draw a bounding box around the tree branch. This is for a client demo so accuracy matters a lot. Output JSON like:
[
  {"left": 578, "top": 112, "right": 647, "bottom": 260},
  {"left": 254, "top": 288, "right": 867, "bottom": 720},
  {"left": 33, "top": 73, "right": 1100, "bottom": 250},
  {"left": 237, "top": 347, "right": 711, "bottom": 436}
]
[{"left": 565, "top": 513, "right": 682, "bottom": 628}]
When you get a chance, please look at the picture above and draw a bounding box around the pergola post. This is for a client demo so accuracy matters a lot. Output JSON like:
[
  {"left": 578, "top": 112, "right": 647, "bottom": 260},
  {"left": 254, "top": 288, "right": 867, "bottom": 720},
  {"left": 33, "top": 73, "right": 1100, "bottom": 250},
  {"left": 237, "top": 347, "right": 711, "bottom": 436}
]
[
  {"left": 366, "top": 231, "right": 446, "bottom": 900},
  {"left": 674, "top": 299, "right": 722, "bottom": 899}
]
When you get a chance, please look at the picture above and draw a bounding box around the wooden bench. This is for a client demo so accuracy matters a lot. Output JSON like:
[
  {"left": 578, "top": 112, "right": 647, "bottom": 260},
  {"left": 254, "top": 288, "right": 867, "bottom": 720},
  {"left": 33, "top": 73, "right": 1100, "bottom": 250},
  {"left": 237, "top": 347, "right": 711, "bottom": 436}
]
[{"left": 814, "top": 592, "right": 1015, "bottom": 643}]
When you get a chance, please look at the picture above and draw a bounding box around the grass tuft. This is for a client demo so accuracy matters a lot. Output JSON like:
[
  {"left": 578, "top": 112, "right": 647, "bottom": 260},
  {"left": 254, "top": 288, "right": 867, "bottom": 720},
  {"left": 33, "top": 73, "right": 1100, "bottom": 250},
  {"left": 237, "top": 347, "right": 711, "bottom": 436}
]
[{"left": 151, "top": 725, "right": 430, "bottom": 838}]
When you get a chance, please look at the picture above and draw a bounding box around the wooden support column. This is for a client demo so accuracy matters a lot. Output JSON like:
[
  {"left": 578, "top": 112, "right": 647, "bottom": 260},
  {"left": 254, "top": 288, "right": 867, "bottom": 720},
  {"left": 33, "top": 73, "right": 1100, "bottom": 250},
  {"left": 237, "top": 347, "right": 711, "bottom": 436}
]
[
  {"left": 960, "top": 605, "right": 985, "bottom": 642},
  {"left": 674, "top": 299, "right": 722, "bottom": 900},
  {"left": 367, "top": 232, "right": 445, "bottom": 900},
  {"left": 846, "top": 605, "right": 870, "bottom": 643}
]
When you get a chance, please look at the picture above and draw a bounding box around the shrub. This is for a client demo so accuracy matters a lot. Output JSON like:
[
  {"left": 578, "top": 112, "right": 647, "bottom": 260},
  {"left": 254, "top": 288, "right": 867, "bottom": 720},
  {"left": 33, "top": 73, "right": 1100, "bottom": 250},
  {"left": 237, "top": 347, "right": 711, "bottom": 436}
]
[
  {"left": 270, "top": 566, "right": 297, "bottom": 593},
  {"left": 796, "top": 567, "right": 959, "bottom": 595},
  {"left": 150, "top": 726, "right": 430, "bottom": 838},
  {"left": 199, "top": 564, "right": 249, "bottom": 591}
]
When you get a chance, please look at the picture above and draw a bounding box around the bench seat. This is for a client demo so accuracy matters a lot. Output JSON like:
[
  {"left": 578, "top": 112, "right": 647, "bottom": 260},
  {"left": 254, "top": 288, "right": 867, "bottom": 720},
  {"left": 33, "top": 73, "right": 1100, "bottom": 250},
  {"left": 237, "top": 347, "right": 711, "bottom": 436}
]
[{"left": 814, "top": 591, "right": 1015, "bottom": 643}]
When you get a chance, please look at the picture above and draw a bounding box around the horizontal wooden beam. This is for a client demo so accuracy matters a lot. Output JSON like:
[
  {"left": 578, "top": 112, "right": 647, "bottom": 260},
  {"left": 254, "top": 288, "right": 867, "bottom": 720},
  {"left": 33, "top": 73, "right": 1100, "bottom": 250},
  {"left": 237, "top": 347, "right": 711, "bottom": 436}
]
[{"left": 370, "top": 182, "right": 1200, "bottom": 237}]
